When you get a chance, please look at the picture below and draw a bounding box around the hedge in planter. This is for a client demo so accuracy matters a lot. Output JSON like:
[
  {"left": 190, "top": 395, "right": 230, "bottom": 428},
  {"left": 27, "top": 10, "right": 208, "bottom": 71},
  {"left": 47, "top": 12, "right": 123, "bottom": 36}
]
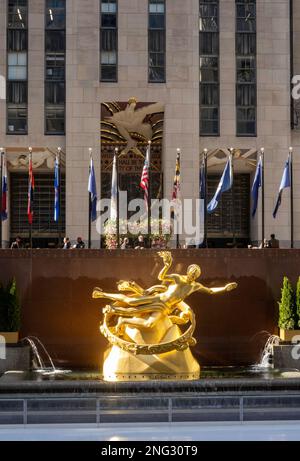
[
  {"left": 278, "top": 276, "right": 296, "bottom": 330},
  {"left": 0, "top": 279, "right": 21, "bottom": 332},
  {"left": 297, "top": 276, "right": 300, "bottom": 328}
]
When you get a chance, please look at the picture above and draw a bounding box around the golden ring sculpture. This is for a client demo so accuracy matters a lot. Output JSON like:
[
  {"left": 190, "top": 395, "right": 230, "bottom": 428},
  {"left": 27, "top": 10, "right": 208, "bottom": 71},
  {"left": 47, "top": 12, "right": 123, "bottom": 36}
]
[{"left": 93, "top": 251, "right": 237, "bottom": 381}]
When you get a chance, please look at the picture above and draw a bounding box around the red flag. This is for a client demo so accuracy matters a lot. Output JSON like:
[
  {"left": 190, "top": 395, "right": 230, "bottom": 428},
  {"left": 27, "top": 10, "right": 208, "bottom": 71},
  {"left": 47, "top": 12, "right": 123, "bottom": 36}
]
[{"left": 27, "top": 154, "right": 35, "bottom": 224}]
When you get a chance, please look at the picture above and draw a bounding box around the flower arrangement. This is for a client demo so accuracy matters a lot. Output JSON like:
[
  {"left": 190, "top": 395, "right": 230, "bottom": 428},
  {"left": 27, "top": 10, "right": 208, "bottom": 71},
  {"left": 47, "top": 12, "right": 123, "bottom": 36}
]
[{"left": 104, "top": 218, "right": 172, "bottom": 249}]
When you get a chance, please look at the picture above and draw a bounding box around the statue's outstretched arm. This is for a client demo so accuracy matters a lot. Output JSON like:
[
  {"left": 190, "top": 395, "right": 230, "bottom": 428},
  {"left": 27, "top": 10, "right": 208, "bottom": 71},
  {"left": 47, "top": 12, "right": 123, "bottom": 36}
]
[{"left": 195, "top": 282, "right": 237, "bottom": 295}]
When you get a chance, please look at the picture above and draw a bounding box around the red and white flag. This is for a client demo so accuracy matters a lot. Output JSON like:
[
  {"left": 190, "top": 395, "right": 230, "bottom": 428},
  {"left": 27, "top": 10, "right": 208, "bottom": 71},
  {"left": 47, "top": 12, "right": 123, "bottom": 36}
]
[{"left": 140, "top": 143, "right": 150, "bottom": 208}]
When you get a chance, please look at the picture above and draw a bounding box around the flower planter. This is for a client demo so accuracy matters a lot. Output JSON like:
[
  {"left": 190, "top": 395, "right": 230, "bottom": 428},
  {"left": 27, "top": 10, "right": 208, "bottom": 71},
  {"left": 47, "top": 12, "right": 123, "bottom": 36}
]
[
  {"left": 0, "top": 332, "right": 19, "bottom": 344},
  {"left": 279, "top": 329, "right": 300, "bottom": 342}
]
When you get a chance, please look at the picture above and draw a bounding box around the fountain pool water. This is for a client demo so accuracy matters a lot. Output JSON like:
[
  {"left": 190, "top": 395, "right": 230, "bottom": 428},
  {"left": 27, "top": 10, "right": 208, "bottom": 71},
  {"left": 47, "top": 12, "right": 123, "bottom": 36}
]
[
  {"left": 21, "top": 336, "right": 71, "bottom": 376},
  {"left": 255, "top": 334, "right": 281, "bottom": 369}
]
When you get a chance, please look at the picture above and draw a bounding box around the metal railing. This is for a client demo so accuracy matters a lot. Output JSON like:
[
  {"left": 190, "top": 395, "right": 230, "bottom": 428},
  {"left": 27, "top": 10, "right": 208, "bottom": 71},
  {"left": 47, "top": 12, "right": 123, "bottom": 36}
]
[{"left": 1, "top": 393, "right": 300, "bottom": 425}]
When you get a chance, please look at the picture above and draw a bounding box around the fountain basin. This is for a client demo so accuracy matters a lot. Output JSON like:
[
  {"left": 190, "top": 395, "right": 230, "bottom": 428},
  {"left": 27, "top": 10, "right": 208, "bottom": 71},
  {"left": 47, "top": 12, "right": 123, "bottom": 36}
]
[{"left": 0, "top": 345, "right": 30, "bottom": 375}]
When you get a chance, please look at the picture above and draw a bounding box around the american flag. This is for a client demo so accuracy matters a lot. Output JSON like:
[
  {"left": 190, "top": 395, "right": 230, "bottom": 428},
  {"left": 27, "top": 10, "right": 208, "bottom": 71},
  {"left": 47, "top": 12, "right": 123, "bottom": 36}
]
[
  {"left": 172, "top": 149, "right": 181, "bottom": 199},
  {"left": 171, "top": 149, "right": 181, "bottom": 218},
  {"left": 27, "top": 153, "right": 35, "bottom": 225},
  {"left": 140, "top": 143, "right": 151, "bottom": 207}
]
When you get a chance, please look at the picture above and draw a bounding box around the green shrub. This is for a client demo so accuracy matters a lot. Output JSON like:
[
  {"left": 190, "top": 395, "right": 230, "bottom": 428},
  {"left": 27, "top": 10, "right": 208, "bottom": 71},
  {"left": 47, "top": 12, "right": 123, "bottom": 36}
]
[
  {"left": 278, "top": 277, "right": 296, "bottom": 330},
  {"left": 296, "top": 277, "right": 300, "bottom": 328},
  {"left": 0, "top": 278, "right": 21, "bottom": 332}
]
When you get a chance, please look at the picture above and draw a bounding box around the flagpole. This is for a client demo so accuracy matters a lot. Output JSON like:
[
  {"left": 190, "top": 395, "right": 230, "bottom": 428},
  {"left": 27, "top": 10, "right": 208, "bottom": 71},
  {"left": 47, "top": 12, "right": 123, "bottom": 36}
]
[
  {"left": 176, "top": 148, "right": 180, "bottom": 249},
  {"left": 57, "top": 147, "right": 62, "bottom": 248},
  {"left": 0, "top": 148, "right": 3, "bottom": 249},
  {"left": 260, "top": 148, "right": 265, "bottom": 245},
  {"left": 203, "top": 148, "right": 208, "bottom": 248},
  {"left": 88, "top": 148, "right": 92, "bottom": 249},
  {"left": 147, "top": 141, "right": 151, "bottom": 248},
  {"left": 115, "top": 148, "right": 120, "bottom": 249},
  {"left": 28, "top": 147, "right": 33, "bottom": 249},
  {"left": 290, "top": 146, "right": 294, "bottom": 249},
  {"left": 230, "top": 148, "right": 235, "bottom": 247}
]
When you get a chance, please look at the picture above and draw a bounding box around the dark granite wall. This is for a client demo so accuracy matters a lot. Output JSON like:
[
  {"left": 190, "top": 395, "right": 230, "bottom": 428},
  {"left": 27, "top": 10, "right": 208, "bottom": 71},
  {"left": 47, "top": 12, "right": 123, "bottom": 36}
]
[{"left": 0, "top": 249, "right": 299, "bottom": 368}]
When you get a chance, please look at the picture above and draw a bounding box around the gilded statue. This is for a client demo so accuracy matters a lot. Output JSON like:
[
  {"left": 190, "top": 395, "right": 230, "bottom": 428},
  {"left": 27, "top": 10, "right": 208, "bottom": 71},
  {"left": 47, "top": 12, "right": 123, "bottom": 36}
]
[{"left": 93, "top": 251, "right": 237, "bottom": 381}]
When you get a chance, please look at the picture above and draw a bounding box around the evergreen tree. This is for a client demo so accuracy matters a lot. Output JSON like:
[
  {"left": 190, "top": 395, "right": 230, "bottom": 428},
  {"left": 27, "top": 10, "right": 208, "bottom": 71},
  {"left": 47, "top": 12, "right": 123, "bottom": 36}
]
[
  {"left": 296, "top": 276, "right": 300, "bottom": 328},
  {"left": 0, "top": 278, "right": 21, "bottom": 332},
  {"left": 278, "top": 276, "right": 295, "bottom": 330}
]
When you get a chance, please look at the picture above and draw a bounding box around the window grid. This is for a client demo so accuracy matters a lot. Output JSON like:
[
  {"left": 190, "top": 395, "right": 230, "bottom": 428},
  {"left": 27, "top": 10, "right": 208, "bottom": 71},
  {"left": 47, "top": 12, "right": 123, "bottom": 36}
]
[
  {"left": 7, "top": 0, "right": 28, "bottom": 134},
  {"left": 199, "top": 0, "right": 220, "bottom": 136},
  {"left": 236, "top": 0, "right": 257, "bottom": 137},
  {"left": 45, "top": 0, "right": 65, "bottom": 135},
  {"left": 100, "top": 0, "right": 118, "bottom": 82},
  {"left": 148, "top": 0, "right": 166, "bottom": 83},
  {"left": 10, "top": 173, "right": 66, "bottom": 238}
]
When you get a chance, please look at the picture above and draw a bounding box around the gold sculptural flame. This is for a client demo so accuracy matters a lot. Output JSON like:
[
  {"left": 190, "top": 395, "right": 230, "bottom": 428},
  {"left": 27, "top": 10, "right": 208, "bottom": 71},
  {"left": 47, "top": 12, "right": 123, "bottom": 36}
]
[{"left": 93, "top": 252, "right": 237, "bottom": 382}]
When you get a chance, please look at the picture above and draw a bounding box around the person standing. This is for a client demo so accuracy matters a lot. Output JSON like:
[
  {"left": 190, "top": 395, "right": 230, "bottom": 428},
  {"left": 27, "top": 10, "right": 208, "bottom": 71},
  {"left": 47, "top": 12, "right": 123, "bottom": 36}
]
[
  {"left": 62, "top": 237, "right": 71, "bottom": 249},
  {"left": 11, "top": 236, "right": 22, "bottom": 249},
  {"left": 269, "top": 234, "right": 280, "bottom": 249},
  {"left": 121, "top": 237, "right": 130, "bottom": 249},
  {"left": 73, "top": 237, "right": 85, "bottom": 249}
]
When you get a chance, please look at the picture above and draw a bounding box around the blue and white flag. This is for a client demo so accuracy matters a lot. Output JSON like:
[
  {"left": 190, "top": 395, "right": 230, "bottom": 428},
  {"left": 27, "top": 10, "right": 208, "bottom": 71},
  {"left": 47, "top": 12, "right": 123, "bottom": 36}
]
[
  {"left": 88, "top": 156, "right": 97, "bottom": 222},
  {"left": 54, "top": 155, "right": 60, "bottom": 222},
  {"left": 110, "top": 152, "right": 118, "bottom": 221},
  {"left": 251, "top": 155, "right": 263, "bottom": 218},
  {"left": 207, "top": 155, "right": 233, "bottom": 214},
  {"left": 273, "top": 155, "right": 291, "bottom": 219}
]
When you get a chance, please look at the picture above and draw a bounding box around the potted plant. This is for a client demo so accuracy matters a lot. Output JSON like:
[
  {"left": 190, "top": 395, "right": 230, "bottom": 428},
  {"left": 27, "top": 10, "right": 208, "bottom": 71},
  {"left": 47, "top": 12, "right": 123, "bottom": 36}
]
[
  {"left": 278, "top": 276, "right": 299, "bottom": 341},
  {"left": 0, "top": 278, "right": 21, "bottom": 344}
]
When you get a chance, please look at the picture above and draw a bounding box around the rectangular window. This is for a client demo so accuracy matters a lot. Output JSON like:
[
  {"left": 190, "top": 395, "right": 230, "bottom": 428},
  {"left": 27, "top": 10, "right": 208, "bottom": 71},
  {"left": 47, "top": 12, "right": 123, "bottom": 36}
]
[
  {"left": 236, "top": 0, "right": 256, "bottom": 136},
  {"left": 148, "top": 0, "right": 165, "bottom": 83},
  {"left": 100, "top": 0, "right": 118, "bottom": 82},
  {"left": 8, "top": 0, "right": 27, "bottom": 28},
  {"left": 199, "top": 0, "right": 219, "bottom": 136},
  {"left": 10, "top": 172, "right": 66, "bottom": 241},
  {"left": 7, "top": 0, "right": 28, "bottom": 134},
  {"left": 45, "top": 0, "right": 65, "bottom": 134}
]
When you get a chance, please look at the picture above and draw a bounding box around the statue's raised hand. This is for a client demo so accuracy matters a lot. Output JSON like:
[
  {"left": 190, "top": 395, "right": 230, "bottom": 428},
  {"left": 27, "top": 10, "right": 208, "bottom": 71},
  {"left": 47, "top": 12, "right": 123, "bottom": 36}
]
[
  {"left": 92, "top": 287, "right": 104, "bottom": 299},
  {"left": 225, "top": 282, "right": 237, "bottom": 292},
  {"left": 158, "top": 251, "right": 172, "bottom": 266}
]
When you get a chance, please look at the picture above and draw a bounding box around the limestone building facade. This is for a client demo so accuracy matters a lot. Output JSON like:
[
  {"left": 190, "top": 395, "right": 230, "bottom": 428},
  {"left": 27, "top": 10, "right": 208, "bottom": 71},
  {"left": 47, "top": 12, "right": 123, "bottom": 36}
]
[{"left": 0, "top": 0, "right": 298, "bottom": 248}]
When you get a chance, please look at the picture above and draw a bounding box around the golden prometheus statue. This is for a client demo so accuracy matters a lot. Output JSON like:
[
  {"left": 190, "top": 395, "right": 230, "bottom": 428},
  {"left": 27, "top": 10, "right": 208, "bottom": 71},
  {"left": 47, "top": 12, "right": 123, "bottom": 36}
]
[{"left": 92, "top": 251, "right": 237, "bottom": 381}]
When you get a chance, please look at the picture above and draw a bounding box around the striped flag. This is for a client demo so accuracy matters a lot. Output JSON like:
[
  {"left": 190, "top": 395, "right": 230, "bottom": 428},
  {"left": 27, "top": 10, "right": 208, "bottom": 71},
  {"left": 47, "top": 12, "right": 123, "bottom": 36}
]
[
  {"left": 54, "top": 154, "right": 60, "bottom": 222},
  {"left": 27, "top": 153, "right": 35, "bottom": 225},
  {"left": 140, "top": 143, "right": 150, "bottom": 207},
  {"left": 1, "top": 153, "right": 8, "bottom": 221},
  {"left": 171, "top": 149, "right": 181, "bottom": 217},
  {"left": 110, "top": 151, "right": 118, "bottom": 221}
]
